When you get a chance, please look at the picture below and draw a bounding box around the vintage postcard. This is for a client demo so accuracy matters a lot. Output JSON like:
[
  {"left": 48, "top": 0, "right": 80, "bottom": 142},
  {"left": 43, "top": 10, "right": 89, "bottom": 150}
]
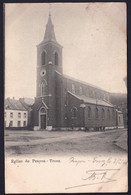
[{"left": 4, "top": 3, "right": 127, "bottom": 193}]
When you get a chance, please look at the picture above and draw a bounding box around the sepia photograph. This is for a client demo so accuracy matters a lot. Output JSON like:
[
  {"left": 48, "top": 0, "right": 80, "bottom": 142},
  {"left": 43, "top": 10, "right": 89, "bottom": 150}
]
[{"left": 4, "top": 2, "right": 127, "bottom": 193}]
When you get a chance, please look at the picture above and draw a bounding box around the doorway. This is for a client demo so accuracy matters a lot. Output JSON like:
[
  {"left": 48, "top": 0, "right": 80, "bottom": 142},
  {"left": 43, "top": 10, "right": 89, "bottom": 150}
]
[
  {"left": 39, "top": 107, "right": 47, "bottom": 130},
  {"left": 40, "top": 114, "right": 46, "bottom": 129}
]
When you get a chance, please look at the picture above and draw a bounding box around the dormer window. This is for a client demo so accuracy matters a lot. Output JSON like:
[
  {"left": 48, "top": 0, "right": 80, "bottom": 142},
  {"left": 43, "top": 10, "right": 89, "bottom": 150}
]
[
  {"left": 55, "top": 52, "right": 58, "bottom": 65},
  {"left": 41, "top": 51, "right": 46, "bottom": 65}
]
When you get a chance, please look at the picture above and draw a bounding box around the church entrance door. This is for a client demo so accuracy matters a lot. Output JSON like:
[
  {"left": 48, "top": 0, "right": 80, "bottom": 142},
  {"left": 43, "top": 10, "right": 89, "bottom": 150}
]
[
  {"left": 39, "top": 107, "right": 47, "bottom": 130},
  {"left": 40, "top": 114, "right": 46, "bottom": 129}
]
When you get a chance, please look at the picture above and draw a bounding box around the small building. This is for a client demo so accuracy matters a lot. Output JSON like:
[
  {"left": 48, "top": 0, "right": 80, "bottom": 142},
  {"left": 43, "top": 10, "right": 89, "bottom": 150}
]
[
  {"left": 110, "top": 93, "right": 127, "bottom": 127},
  {"left": 5, "top": 97, "right": 34, "bottom": 129},
  {"left": 117, "top": 110, "right": 124, "bottom": 128}
]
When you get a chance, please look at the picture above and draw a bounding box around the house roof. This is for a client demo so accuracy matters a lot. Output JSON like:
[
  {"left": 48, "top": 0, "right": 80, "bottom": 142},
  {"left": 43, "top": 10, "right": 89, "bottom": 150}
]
[
  {"left": 5, "top": 98, "right": 27, "bottom": 111},
  {"left": 19, "top": 98, "right": 34, "bottom": 110},
  {"left": 68, "top": 91, "right": 114, "bottom": 107}
]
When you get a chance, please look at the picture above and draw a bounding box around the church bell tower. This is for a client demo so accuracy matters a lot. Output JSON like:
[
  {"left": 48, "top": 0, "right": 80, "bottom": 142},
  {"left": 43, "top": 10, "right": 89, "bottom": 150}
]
[{"left": 33, "top": 13, "right": 63, "bottom": 130}]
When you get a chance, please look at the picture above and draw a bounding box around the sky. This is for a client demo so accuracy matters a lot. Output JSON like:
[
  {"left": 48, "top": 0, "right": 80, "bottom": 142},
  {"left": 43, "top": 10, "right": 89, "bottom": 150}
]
[{"left": 5, "top": 3, "right": 127, "bottom": 99}]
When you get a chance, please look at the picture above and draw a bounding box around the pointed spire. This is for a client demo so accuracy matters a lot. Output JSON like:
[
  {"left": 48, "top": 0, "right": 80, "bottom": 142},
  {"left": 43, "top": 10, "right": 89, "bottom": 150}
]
[
  {"left": 49, "top": 3, "right": 51, "bottom": 17},
  {"left": 43, "top": 13, "right": 57, "bottom": 42}
]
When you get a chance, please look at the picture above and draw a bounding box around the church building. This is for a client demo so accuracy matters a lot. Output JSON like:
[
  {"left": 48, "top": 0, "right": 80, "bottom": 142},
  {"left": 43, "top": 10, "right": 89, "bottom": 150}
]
[{"left": 32, "top": 13, "right": 124, "bottom": 131}]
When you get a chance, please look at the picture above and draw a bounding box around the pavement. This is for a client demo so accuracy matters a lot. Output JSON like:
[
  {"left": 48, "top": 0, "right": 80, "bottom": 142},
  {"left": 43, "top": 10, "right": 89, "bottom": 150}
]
[
  {"left": 5, "top": 130, "right": 104, "bottom": 146},
  {"left": 5, "top": 128, "right": 126, "bottom": 147},
  {"left": 5, "top": 128, "right": 127, "bottom": 156}
]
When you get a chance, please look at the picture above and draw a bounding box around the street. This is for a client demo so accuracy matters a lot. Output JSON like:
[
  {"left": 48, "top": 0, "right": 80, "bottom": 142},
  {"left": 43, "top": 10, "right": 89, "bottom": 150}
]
[{"left": 5, "top": 128, "right": 127, "bottom": 157}]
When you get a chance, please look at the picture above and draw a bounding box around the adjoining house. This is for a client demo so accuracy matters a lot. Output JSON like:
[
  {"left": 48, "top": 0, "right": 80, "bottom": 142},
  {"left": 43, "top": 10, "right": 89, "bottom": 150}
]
[{"left": 5, "top": 97, "right": 34, "bottom": 129}]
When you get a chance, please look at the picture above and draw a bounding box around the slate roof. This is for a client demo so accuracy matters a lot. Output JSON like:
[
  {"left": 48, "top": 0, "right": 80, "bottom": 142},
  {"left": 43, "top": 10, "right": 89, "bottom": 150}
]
[
  {"left": 55, "top": 71, "right": 108, "bottom": 92},
  {"left": 37, "top": 14, "right": 62, "bottom": 48},
  {"left": 68, "top": 91, "right": 114, "bottom": 107},
  {"left": 5, "top": 98, "right": 27, "bottom": 111}
]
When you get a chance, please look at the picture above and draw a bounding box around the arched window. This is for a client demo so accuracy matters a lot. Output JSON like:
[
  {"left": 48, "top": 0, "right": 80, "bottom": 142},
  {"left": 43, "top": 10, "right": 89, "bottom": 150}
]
[
  {"left": 71, "top": 107, "right": 77, "bottom": 118},
  {"left": 86, "top": 89, "right": 89, "bottom": 97},
  {"left": 113, "top": 109, "right": 115, "bottom": 118},
  {"left": 102, "top": 108, "right": 105, "bottom": 119},
  {"left": 119, "top": 116, "right": 121, "bottom": 123},
  {"left": 55, "top": 52, "right": 58, "bottom": 65},
  {"left": 103, "top": 93, "right": 106, "bottom": 100},
  {"left": 96, "top": 92, "right": 99, "bottom": 99},
  {"left": 95, "top": 108, "right": 98, "bottom": 118},
  {"left": 107, "top": 109, "right": 110, "bottom": 119},
  {"left": 92, "top": 90, "right": 95, "bottom": 98},
  {"left": 72, "top": 84, "right": 76, "bottom": 94},
  {"left": 89, "top": 90, "right": 93, "bottom": 98},
  {"left": 100, "top": 93, "right": 103, "bottom": 99},
  {"left": 79, "top": 86, "right": 82, "bottom": 95},
  {"left": 41, "top": 51, "right": 46, "bottom": 65},
  {"left": 94, "top": 91, "right": 96, "bottom": 98},
  {"left": 41, "top": 84, "right": 44, "bottom": 97},
  {"left": 41, "top": 81, "right": 46, "bottom": 97},
  {"left": 88, "top": 107, "right": 91, "bottom": 118},
  {"left": 40, "top": 107, "right": 46, "bottom": 114},
  {"left": 98, "top": 93, "right": 101, "bottom": 100},
  {"left": 107, "top": 95, "right": 109, "bottom": 102}
]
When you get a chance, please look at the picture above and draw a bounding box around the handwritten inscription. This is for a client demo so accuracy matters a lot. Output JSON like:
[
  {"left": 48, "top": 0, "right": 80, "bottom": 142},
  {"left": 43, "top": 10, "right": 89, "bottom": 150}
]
[
  {"left": 82, "top": 169, "right": 119, "bottom": 181},
  {"left": 69, "top": 157, "right": 86, "bottom": 166},
  {"left": 65, "top": 168, "right": 119, "bottom": 190},
  {"left": 69, "top": 156, "right": 127, "bottom": 167},
  {"left": 9, "top": 156, "right": 127, "bottom": 191},
  {"left": 10, "top": 156, "right": 127, "bottom": 166}
]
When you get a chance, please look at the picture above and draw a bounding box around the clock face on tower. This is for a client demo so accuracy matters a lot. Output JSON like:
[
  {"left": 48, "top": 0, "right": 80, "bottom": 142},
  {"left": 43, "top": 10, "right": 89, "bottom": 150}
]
[{"left": 40, "top": 69, "right": 46, "bottom": 77}]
